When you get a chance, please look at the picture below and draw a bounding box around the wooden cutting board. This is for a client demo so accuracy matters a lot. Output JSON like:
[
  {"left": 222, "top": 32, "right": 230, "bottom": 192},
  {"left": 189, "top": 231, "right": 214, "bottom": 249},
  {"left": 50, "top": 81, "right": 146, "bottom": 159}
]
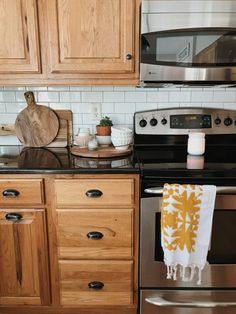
[
  {"left": 15, "top": 91, "right": 59, "bottom": 147},
  {"left": 70, "top": 146, "right": 132, "bottom": 158},
  {"left": 54, "top": 110, "right": 73, "bottom": 146},
  {"left": 46, "top": 119, "right": 68, "bottom": 148}
]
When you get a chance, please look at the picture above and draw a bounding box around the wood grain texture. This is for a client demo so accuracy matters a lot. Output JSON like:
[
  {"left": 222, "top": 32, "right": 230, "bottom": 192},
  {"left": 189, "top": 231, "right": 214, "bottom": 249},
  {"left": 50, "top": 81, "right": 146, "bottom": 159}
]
[
  {"left": 49, "top": 109, "right": 73, "bottom": 146},
  {"left": 46, "top": 119, "right": 68, "bottom": 148},
  {"left": 59, "top": 260, "right": 133, "bottom": 306},
  {"left": 0, "top": 124, "right": 15, "bottom": 136},
  {"left": 46, "top": 0, "right": 135, "bottom": 74},
  {"left": 54, "top": 179, "right": 134, "bottom": 206},
  {"left": 15, "top": 91, "right": 59, "bottom": 147},
  {"left": 0, "top": 0, "right": 40, "bottom": 73},
  {"left": 57, "top": 208, "right": 133, "bottom": 259},
  {"left": 0, "top": 209, "right": 50, "bottom": 305},
  {"left": 0, "top": 179, "right": 44, "bottom": 205},
  {"left": 70, "top": 146, "right": 132, "bottom": 158}
]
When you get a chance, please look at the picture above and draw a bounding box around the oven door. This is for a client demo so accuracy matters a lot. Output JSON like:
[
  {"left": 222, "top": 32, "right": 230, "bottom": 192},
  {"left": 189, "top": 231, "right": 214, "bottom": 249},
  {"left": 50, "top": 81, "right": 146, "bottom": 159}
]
[
  {"left": 141, "top": 290, "right": 236, "bottom": 314},
  {"left": 140, "top": 187, "right": 236, "bottom": 288}
]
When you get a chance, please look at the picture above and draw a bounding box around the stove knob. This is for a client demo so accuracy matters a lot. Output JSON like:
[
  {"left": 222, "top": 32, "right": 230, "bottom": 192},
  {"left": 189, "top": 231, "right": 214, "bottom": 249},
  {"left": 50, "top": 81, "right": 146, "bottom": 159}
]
[
  {"left": 224, "top": 117, "right": 233, "bottom": 126},
  {"left": 139, "top": 119, "right": 147, "bottom": 128},
  {"left": 150, "top": 118, "right": 158, "bottom": 126},
  {"left": 214, "top": 117, "right": 221, "bottom": 125},
  {"left": 161, "top": 118, "right": 167, "bottom": 125}
]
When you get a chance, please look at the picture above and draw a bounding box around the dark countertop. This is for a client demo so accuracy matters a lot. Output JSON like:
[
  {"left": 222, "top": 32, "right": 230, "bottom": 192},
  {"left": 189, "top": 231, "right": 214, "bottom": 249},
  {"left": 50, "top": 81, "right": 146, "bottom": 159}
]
[{"left": 0, "top": 146, "right": 139, "bottom": 174}]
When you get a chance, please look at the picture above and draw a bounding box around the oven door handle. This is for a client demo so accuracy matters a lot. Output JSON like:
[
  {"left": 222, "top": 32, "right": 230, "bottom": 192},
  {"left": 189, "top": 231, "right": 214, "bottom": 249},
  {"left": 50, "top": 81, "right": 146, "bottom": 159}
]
[
  {"left": 144, "top": 186, "right": 236, "bottom": 195},
  {"left": 145, "top": 296, "right": 236, "bottom": 308}
]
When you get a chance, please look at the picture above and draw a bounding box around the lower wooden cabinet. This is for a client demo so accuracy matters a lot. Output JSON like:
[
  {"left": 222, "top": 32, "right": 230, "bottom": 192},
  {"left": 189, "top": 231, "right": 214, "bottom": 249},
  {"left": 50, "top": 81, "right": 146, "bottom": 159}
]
[
  {"left": 0, "top": 208, "right": 50, "bottom": 305},
  {"left": 59, "top": 260, "right": 133, "bottom": 306}
]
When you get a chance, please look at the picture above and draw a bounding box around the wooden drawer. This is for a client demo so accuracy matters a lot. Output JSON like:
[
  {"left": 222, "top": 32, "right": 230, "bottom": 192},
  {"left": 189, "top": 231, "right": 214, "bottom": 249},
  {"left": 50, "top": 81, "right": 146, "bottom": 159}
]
[
  {"left": 59, "top": 260, "right": 133, "bottom": 306},
  {"left": 0, "top": 179, "right": 44, "bottom": 205},
  {"left": 57, "top": 208, "right": 133, "bottom": 259},
  {"left": 54, "top": 179, "right": 134, "bottom": 206}
]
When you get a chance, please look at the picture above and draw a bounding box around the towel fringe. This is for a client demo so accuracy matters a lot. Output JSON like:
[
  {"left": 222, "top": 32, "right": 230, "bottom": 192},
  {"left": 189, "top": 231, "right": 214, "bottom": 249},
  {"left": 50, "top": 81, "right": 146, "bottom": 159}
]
[{"left": 166, "top": 264, "right": 203, "bottom": 285}]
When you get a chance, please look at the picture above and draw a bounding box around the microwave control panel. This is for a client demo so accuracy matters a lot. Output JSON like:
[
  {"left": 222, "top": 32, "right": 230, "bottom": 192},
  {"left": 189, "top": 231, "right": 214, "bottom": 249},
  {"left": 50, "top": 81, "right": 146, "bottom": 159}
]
[{"left": 134, "top": 108, "right": 236, "bottom": 135}]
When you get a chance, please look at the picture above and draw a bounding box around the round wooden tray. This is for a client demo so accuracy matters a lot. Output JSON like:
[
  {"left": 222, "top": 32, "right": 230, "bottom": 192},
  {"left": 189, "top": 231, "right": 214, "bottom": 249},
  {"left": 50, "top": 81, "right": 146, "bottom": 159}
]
[{"left": 70, "top": 145, "right": 132, "bottom": 158}]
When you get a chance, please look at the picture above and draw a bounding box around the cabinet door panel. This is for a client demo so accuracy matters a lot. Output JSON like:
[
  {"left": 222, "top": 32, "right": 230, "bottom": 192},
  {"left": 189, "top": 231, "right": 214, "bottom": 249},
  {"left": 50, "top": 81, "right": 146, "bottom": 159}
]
[
  {"left": 0, "top": 209, "right": 50, "bottom": 305},
  {"left": 0, "top": 0, "right": 40, "bottom": 73},
  {"left": 47, "top": 0, "right": 134, "bottom": 73}
]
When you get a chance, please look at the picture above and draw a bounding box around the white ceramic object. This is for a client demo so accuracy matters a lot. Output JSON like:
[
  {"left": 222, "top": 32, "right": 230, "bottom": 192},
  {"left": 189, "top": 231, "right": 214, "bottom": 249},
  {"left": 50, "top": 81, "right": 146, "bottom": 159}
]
[
  {"left": 187, "top": 132, "right": 205, "bottom": 155},
  {"left": 111, "top": 126, "right": 133, "bottom": 135},
  {"left": 74, "top": 128, "right": 92, "bottom": 147},
  {"left": 95, "top": 135, "right": 112, "bottom": 146},
  {"left": 111, "top": 133, "right": 133, "bottom": 149}
]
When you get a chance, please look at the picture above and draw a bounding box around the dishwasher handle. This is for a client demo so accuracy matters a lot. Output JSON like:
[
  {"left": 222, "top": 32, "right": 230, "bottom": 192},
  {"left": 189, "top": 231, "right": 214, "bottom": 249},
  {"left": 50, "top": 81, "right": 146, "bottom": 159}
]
[
  {"left": 144, "top": 186, "right": 236, "bottom": 195},
  {"left": 146, "top": 296, "right": 236, "bottom": 308}
]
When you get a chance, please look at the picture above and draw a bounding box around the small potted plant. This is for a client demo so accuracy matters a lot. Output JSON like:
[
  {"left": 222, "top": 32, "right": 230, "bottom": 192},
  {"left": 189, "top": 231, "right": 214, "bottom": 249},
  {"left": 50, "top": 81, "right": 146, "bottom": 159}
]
[{"left": 96, "top": 116, "right": 113, "bottom": 136}]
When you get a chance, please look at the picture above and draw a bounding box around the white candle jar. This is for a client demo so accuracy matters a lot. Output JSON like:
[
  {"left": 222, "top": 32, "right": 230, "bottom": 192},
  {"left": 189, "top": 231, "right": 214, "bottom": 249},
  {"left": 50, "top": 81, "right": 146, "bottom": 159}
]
[{"left": 187, "top": 132, "right": 205, "bottom": 155}]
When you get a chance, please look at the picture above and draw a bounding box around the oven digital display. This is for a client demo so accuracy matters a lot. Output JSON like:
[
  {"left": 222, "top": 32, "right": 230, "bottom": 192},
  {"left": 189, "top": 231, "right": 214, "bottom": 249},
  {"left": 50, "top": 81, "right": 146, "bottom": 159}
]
[{"left": 170, "top": 114, "right": 212, "bottom": 129}]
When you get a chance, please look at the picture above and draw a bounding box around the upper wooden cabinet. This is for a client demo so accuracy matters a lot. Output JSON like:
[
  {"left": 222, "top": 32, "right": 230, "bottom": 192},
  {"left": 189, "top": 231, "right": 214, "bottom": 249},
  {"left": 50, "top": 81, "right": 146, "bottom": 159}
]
[
  {"left": 0, "top": 0, "right": 40, "bottom": 74},
  {"left": 0, "top": 0, "right": 140, "bottom": 85},
  {"left": 47, "top": 0, "right": 135, "bottom": 74}
]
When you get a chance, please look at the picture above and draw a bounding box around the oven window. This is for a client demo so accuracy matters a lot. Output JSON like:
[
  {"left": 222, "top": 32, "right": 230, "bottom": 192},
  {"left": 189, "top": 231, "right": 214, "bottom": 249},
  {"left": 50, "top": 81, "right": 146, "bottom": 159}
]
[
  {"left": 155, "top": 210, "right": 236, "bottom": 264},
  {"left": 141, "top": 29, "right": 236, "bottom": 67}
]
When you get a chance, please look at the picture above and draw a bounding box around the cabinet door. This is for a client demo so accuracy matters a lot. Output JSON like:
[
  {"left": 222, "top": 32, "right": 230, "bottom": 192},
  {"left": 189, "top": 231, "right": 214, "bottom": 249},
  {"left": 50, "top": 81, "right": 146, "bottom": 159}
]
[
  {"left": 0, "top": 0, "right": 40, "bottom": 73},
  {"left": 47, "top": 0, "right": 135, "bottom": 74},
  {"left": 0, "top": 209, "right": 50, "bottom": 305}
]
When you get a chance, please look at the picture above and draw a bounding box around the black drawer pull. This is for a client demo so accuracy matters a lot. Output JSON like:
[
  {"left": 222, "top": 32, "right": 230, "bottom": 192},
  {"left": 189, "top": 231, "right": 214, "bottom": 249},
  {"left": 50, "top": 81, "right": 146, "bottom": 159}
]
[
  {"left": 85, "top": 189, "right": 103, "bottom": 198},
  {"left": 5, "top": 213, "right": 23, "bottom": 221},
  {"left": 2, "top": 189, "right": 20, "bottom": 198},
  {"left": 87, "top": 231, "right": 104, "bottom": 240},
  {"left": 88, "top": 281, "right": 104, "bottom": 290}
]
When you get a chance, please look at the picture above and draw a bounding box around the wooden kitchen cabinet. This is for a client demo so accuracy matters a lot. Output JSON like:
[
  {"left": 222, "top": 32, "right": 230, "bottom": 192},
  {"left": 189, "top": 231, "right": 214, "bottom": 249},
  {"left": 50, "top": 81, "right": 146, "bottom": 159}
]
[
  {"left": 0, "top": 174, "right": 139, "bottom": 314},
  {"left": 0, "top": 0, "right": 140, "bottom": 85},
  {"left": 0, "top": 0, "right": 41, "bottom": 74},
  {"left": 0, "top": 208, "right": 50, "bottom": 305},
  {"left": 47, "top": 0, "right": 135, "bottom": 74}
]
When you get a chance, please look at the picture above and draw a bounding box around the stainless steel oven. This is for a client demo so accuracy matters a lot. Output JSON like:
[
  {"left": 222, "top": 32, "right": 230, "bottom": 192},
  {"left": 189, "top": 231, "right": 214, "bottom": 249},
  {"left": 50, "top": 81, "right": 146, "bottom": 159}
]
[{"left": 134, "top": 108, "right": 236, "bottom": 314}]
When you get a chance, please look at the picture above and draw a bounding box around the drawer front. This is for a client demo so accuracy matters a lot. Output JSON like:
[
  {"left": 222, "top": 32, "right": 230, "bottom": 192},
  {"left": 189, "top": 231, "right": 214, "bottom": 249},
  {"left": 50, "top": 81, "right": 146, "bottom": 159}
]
[
  {"left": 59, "top": 260, "right": 133, "bottom": 306},
  {"left": 57, "top": 208, "right": 133, "bottom": 259},
  {"left": 54, "top": 179, "right": 134, "bottom": 206},
  {"left": 0, "top": 179, "right": 44, "bottom": 205}
]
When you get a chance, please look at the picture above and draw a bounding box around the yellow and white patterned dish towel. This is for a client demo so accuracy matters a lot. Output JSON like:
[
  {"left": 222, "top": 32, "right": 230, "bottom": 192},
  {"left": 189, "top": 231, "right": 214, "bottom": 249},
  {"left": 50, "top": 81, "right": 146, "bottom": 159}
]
[{"left": 161, "top": 183, "right": 216, "bottom": 285}]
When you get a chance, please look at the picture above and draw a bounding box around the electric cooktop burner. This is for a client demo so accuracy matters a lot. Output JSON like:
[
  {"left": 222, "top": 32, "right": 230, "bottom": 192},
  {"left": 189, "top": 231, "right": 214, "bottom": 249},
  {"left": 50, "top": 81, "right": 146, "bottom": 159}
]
[{"left": 133, "top": 108, "right": 236, "bottom": 182}]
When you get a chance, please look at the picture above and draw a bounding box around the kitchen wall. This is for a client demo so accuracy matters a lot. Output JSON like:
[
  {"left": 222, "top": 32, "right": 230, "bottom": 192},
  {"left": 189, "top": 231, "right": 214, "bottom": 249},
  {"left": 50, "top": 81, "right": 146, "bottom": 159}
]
[{"left": 1, "top": 86, "right": 236, "bottom": 145}]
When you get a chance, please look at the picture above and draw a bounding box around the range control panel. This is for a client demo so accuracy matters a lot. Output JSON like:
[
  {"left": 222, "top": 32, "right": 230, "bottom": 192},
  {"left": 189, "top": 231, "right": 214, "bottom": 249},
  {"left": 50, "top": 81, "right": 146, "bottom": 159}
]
[{"left": 134, "top": 108, "right": 236, "bottom": 135}]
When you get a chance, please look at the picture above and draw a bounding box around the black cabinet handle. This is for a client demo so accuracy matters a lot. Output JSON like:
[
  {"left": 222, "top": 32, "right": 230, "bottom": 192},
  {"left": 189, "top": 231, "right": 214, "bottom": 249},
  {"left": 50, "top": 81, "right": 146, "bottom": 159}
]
[
  {"left": 85, "top": 189, "right": 103, "bottom": 198},
  {"left": 88, "top": 281, "right": 104, "bottom": 290},
  {"left": 2, "top": 189, "right": 20, "bottom": 198},
  {"left": 5, "top": 213, "right": 23, "bottom": 221},
  {"left": 126, "top": 53, "right": 132, "bottom": 60},
  {"left": 87, "top": 231, "right": 104, "bottom": 240}
]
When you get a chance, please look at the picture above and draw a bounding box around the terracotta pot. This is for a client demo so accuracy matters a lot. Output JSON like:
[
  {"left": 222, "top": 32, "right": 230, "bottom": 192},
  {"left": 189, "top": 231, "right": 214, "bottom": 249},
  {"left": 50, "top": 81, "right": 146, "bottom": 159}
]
[{"left": 96, "top": 125, "right": 111, "bottom": 136}]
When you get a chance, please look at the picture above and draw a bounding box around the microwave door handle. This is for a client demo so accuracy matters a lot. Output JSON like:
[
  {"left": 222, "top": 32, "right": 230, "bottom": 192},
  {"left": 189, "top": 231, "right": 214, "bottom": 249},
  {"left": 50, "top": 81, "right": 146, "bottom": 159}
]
[
  {"left": 145, "top": 297, "right": 236, "bottom": 308},
  {"left": 144, "top": 186, "right": 236, "bottom": 195}
]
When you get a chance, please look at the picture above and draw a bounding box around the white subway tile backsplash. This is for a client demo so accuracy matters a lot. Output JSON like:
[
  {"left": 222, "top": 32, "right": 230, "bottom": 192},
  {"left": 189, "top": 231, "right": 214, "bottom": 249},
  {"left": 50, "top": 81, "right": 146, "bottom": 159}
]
[
  {"left": 38, "top": 92, "right": 59, "bottom": 102},
  {"left": 125, "top": 91, "right": 146, "bottom": 102},
  {"left": 114, "top": 102, "right": 135, "bottom": 113},
  {"left": 146, "top": 91, "right": 168, "bottom": 102},
  {"left": 1, "top": 86, "right": 236, "bottom": 145},
  {"left": 82, "top": 92, "right": 102, "bottom": 103},
  {"left": 213, "top": 91, "right": 235, "bottom": 102},
  {"left": 169, "top": 91, "right": 191, "bottom": 102},
  {"left": 0, "top": 92, "right": 15, "bottom": 102},
  {"left": 103, "top": 92, "right": 125, "bottom": 102}
]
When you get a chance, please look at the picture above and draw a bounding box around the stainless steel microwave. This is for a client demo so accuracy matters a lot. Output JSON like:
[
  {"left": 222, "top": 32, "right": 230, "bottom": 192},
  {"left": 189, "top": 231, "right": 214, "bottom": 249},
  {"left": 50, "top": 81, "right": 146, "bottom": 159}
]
[{"left": 140, "top": 0, "right": 236, "bottom": 87}]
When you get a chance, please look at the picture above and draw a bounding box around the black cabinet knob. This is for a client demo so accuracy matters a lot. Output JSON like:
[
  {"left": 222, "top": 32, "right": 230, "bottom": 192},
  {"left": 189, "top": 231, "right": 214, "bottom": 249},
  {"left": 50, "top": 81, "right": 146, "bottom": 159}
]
[
  {"left": 88, "top": 281, "right": 104, "bottom": 290},
  {"left": 126, "top": 54, "right": 132, "bottom": 60},
  {"left": 5, "top": 213, "right": 23, "bottom": 221},
  {"left": 85, "top": 189, "right": 103, "bottom": 198},
  {"left": 2, "top": 189, "right": 20, "bottom": 198},
  {"left": 87, "top": 231, "right": 104, "bottom": 240}
]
